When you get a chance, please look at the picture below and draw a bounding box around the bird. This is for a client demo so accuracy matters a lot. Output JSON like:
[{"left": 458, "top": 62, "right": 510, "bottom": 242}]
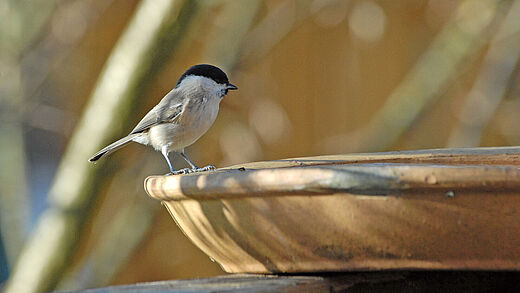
[{"left": 88, "top": 64, "right": 238, "bottom": 175}]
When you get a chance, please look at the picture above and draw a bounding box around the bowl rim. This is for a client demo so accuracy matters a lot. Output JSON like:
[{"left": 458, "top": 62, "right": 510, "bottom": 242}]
[{"left": 145, "top": 146, "right": 520, "bottom": 202}]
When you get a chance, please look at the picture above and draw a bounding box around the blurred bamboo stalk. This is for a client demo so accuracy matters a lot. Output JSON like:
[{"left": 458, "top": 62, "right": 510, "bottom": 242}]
[
  {"left": 447, "top": 0, "right": 520, "bottom": 147},
  {"left": 55, "top": 0, "right": 263, "bottom": 289},
  {"left": 348, "top": 0, "right": 506, "bottom": 152},
  {"left": 3, "top": 0, "right": 198, "bottom": 292}
]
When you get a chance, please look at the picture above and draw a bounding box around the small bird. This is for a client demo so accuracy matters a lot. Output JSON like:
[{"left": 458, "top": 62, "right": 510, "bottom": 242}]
[{"left": 89, "top": 64, "right": 238, "bottom": 175}]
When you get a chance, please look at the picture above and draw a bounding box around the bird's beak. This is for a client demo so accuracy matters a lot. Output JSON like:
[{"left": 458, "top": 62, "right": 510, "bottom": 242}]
[{"left": 226, "top": 83, "right": 238, "bottom": 90}]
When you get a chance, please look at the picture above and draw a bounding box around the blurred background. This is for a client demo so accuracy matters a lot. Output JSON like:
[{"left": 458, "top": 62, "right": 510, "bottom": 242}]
[{"left": 1, "top": 0, "right": 519, "bottom": 292}]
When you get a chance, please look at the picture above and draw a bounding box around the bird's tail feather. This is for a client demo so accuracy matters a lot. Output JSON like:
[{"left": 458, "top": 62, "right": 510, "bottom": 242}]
[{"left": 88, "top": 134, "right": 139, "bottom": 162}]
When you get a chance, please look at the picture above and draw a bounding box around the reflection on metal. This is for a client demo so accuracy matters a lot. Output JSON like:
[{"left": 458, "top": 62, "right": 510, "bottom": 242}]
[{"left": 146, "top": 147, "right": 520, "bottom": 273}]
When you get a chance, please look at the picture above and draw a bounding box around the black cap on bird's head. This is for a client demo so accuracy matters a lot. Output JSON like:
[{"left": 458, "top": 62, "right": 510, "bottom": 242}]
[{"left": 176, "top": 64, "right": 238, "bottom": 91}]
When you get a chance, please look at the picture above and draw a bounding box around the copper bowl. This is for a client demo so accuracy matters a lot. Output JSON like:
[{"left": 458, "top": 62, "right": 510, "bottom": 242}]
[{"left": 145, "top": 147, "right": 520, "bottom": 273}]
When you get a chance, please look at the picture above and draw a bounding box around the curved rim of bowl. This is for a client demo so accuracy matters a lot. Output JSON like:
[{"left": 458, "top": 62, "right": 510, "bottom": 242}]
[{"left": 145, "top": 162, "right": 520, "bottom": 201}]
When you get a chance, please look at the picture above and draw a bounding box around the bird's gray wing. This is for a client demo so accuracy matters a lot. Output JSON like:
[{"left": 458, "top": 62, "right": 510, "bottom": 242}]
[{"left": 130, "top": 90, "right": 185, "bottom": 134}]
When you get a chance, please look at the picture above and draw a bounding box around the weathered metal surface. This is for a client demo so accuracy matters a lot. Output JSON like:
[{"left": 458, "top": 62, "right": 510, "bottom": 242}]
[{"left": 145, "top": 147, "right": 520, "bottom": 273}]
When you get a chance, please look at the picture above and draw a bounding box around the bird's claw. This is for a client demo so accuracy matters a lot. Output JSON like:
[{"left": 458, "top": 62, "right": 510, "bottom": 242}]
[
  {"left": 191, "top": 165, "right": 217, "bottom": 173},
  {"left": 165, "top": 168, "right": 192, "bottom": 176},
  {"left": 165, "top": 165, "right": 216, "bottom": 176}
]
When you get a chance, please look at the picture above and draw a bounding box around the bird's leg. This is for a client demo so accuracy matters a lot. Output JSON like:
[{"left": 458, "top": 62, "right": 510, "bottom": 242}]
[
  {"left": 161, "top": 147, "right": 176, "bottom": 175},
  {"left": 162, "top": 147, "right": 191, "bottom": 175},
  {"left": 179, "top": 151, "right": 198, "bottom": 169},
  {"left": 180, "top": 151, "right": 216, "bottom": 173}
]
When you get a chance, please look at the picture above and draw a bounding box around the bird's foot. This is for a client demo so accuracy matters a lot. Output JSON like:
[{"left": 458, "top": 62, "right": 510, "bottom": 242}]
[
  {"left": 165, "top": 165, "right": 216, "bottom": 176},
  {"left": 165, "top": 168, "right": 193, "bottom": 176},
  {"left": 190, "top": 165, "right": 217, "bottom": 173},
  {"left": 174, "top": 168, "right": 194, "bottom": 175}
]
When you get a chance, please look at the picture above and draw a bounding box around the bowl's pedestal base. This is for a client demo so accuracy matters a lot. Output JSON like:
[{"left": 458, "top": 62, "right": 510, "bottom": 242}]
[{"left": 64, "top": 272, "right": 520, "bottom": 292}]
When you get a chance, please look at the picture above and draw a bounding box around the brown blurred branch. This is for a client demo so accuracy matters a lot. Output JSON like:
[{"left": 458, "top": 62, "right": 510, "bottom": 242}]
[
  {"left": 21, "top": 0, "right": 117, "bottom": 106},
  {"left": 3, "top": 0, "right": 199, "bottom": 292},
  {"left": 203, "top": 0, "right": 263, "bottom": 71},
  {"left": 346, "top": 0, "right": 507, "bottom": 152},
  {"left": 447, "top": 0, "right": 520, "bottom": 147},
  {"left": 241, "top": 0, "right": 344, "bottom": 64}
]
